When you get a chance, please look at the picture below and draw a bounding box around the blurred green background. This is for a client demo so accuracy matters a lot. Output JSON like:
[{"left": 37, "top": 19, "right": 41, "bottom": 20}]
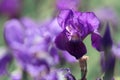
[{"left": 0, "top": 0, "right": 120, "bottom": 80}]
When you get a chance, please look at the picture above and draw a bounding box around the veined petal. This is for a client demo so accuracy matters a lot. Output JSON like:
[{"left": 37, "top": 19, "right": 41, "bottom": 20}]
[
  {"left": 66, "top": 40, "right": 87, "bottom": 59},
  {"left": 57, "top": 9, "right": 73, "bottom": 29},
  {"left": 79, "top": 12, "right": 100, "bottom": 33}
]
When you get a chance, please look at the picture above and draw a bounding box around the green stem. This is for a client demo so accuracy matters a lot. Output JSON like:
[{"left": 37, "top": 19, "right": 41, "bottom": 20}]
[{"left": 79, "top": 56, "right": 88, "bottom": 80}]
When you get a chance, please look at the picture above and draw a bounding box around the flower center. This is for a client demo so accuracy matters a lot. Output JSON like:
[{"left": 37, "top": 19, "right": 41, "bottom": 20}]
[{"left": 66, "top": 26, "right": 80, "bottom": 41}]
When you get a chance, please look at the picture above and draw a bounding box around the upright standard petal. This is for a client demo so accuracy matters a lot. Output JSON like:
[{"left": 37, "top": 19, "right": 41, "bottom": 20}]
[
  {"left": 78, "top": 12, "right": 100, "bottom": 39},
  {"left": 79, "top": 12, "right": 100, "bottom": 31},
  {"left": 57, "top": 9, "right": 73, "bottom": 29}
]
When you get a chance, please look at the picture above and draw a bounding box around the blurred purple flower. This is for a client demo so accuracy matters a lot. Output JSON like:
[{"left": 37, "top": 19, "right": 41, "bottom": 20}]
[
  {"left": 10, "top": 69, "right": 22, "bottom": 80},
  {"left": 4, "top": 18, "right": 57, "bottom": 64},
  {"left": 0, "top": 48, "right": 12, "bottom": 76},
  {"left": 55, "top": 9, "right": 101, "bottom": 59},
  {"left": 56, "top": 0, "right": 80, "bottom": 10},
  {"left": 100, "top": 24, "right": 115, "bottom": 80},
  {"left": 41, "top": 71, "right": 58, "bottom": 80},
  {"left": 62, "top": 68, "right": 76, "bottom": 80},
  {"left": 3, "top": 18, "right": 59, "bottom": 79},
  {"left": 112, "top": 44, "right": 120, "bottom": 59},
  {"left": 62, "top": 51, "right": 77, "bottom": 63},
  {"left": 26, "top": 59, "right": 50, "bottom": 79},
  {"left": 95, "top": 7, "right": 119, "bottom": 31},
  {"left": 43, "top": 68, "right": 76, "bottom": 80},
  {"left": 0, "top": 0, "right": 21, "bottom": 18}
]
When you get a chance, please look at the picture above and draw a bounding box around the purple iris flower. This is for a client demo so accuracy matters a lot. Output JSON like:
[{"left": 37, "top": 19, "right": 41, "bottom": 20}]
[
  {"left": 4, "top": 18, "right": 57, "bottom": 65},
  {"left": 56, "top": 0, "right": 80, "bottom": 10},
  {"left": 40, "top": 18, "right": 77, "bottom": 63},
  {"left": 55, "top": 9, "right": 102, "bottom": 59},
  {"left": 0, "top": 0, "right": 21, "bottom": 18}
]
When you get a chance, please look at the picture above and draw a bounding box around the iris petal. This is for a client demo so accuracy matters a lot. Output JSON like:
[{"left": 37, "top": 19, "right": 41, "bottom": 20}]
[
  {"left": 91, "top": 32, "right": 102, "bottom": 51},
  {"left": 4, "top": 19, "right": 24, "bottom": 47},
  {"left": 66, "top": 40, "right": 87, "bottom": 59},
  {"left": 57, "top": 9, "right": 73, "bottom": 29},
  {"left": 55, "top": 30, "right": 68, "bottom": 50}
]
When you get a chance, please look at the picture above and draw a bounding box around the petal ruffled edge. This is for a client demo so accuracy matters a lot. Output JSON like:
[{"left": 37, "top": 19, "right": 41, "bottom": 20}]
[{"left": 57, "top": 9, "right": 73, "bottom": 29}]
